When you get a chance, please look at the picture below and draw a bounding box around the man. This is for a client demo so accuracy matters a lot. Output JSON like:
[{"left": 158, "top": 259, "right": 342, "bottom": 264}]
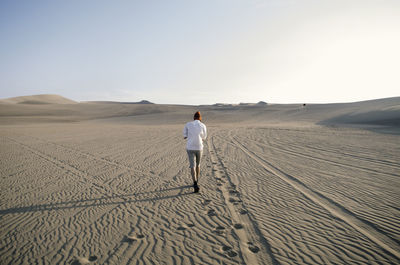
[{"left": 183, "top": 111, "right": 207, "bottom": 193}]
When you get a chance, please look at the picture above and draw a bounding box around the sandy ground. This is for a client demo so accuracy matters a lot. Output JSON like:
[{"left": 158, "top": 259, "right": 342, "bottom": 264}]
[{"left": 1, "top": 95, "right": 400, "bottom": 264}]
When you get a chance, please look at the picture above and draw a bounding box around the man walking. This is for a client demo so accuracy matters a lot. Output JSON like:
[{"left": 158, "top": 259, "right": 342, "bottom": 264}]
[{"left": 183, "top": 111, "right": 207, "bottom": 193}]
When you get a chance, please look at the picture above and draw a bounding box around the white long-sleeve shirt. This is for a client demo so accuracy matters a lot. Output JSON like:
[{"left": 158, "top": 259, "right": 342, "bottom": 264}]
[{"left": 183, "top": 120, "right": 207, "bottom": 150}]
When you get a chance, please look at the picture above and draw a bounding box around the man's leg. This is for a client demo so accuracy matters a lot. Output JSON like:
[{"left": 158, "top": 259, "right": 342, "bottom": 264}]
[
  {"left": 195, "top": 166, "right": 200, "bottom": 182},
  {"left": 195, "top": 150, "right": 202, "bottom": 183},
  {"left": 187, "top": 150, "right": 196, "bottom": 184},
  {"left": 192, "top": 150, "right": 201, "bottom": 193},
  {"left": 191, "top": 168, "right": 196, "bottom": 183},
  {"left": 192, "top": 166, "right": 199, "bottom": 193}
]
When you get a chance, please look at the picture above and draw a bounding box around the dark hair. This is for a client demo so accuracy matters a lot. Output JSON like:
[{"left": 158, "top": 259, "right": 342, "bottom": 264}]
[{"left": 194, "top": 111, "right": 201, "bottom": 121}]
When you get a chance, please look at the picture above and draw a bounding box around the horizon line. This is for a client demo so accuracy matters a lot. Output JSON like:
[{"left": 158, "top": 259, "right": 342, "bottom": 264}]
[{"left": 1, "top": 93, "right": 399, "bottom": 106}]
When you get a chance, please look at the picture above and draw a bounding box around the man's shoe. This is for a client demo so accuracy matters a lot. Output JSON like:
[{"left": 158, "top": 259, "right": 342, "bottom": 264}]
[{"left": 193, "top": 182, "right": 200, "bottom": 193}]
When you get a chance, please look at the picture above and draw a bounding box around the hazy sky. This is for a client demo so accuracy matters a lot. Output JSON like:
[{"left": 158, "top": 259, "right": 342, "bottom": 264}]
[{"left": 1, "top": 0, "right": 399, "bottom": 104}]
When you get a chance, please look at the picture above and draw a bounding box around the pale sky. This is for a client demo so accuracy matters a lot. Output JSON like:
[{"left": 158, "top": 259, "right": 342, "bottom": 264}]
[{"left": 1, "top": 0, "right": 399, "bottom": 104}]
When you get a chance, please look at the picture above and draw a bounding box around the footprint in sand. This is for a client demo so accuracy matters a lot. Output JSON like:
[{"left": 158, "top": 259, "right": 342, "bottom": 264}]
[
  {"left": 229, "top": 189, "right": 239, "bottom": 195},
  {"left": 213, "top": 225, "right": 225, "bottom": 235},
  {"left": 222, "top": 245, "right": 232, "bottom": 251},
  {"left": 233, "top": 223, "right": 244, "bottom": 229},
  {"left": 178, "top": 223, "right": 195, "bottom": 231},
  {"left": 72, "top": 255, "right": 97, "bottom": 265},
  {"left": 221, "top": 245, "right": 238, "bottom": 257},
  {"left": 202, "top": 199, "right": 211, "bottom": 205},
  {"left": 125, "top": 234, "right": 145, "bottom": 242},
  {"left": 213, "top": 230, "right": 224, "bottom": 235},
  {"left": 207, "top": 209, "right": 217, "bottom": 216},
  {"left": 239, "top": 209, "right": 248, "bottom": 215},
  {"left": 247, "top": 242, "right": 260, "bottom": 253},
  {"left": 229, "top": 198, "right": 242, "bottom": 205},
  {"left": 248, "top": 245, "right": 260, "bottom": 253}
]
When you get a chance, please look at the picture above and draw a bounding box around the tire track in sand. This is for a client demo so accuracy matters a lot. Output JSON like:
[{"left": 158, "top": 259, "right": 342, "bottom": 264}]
[
  {"left": 1, "top": 137, "right": 135, "bottom": 261},
  {"left": 229, "top": 135, "right": 400, "bottom": 261},
  {"left": 208, "top": 135, "right": 278, "bottom": 265},
  {"left": 8, "top": 133, "right": 167, "bottom": 184},
  {"left": 2, "top": 135, "right": 181, "bottom": 264},
  {"left": 237, "top": 132, "right": 399, "bottom": 179}
]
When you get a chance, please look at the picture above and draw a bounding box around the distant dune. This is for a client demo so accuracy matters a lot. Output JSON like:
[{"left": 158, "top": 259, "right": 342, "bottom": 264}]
[
  {"left": 85, "top": 99, "right": 154, "bottom": 104},
  {"left": 0, "top": 94, "right": 399, "bottom": 128},
  {"left": 317, "top": 97, "right": 400, "bottom": 127},
  {"left": 0, "top": 94, "right": 77, "bottom": 104}
]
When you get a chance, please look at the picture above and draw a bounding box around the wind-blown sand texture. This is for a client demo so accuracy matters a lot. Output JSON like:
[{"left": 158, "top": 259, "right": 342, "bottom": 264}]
[{"left": 1, "top": 95, "right": 399, "bottom": 264}]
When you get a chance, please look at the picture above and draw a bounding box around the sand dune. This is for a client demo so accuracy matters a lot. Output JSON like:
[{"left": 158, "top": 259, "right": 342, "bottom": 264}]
[
  {"left": 0, "top": 95, "right": 399, "bottom": 127},
  {"left": 0, "top": 94, "right": 77, "bottom": 105},
  {"left": 0, "top": 95, "right": 399, "bottom": 264},
  {"left": 317, "top": 97, "right": 400, "bottom": 127}
]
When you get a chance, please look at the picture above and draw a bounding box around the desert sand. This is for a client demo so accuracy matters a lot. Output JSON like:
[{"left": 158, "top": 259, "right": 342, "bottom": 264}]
[{"left": 1, "top": 95, "right": 399, "bottom": 264}]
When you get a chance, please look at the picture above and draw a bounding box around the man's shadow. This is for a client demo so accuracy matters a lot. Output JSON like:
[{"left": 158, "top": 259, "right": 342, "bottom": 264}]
[{"left": 0, "top": 185, "right": 194, "bottom": 215}]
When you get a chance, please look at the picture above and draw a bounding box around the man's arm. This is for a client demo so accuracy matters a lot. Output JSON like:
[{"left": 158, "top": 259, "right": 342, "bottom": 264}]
[
  {"left": 183, "top": 124, "right": 188, "bottom": 139},
  {"left": 202, "top": 125, "right": 207, "bottom": 140}
]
